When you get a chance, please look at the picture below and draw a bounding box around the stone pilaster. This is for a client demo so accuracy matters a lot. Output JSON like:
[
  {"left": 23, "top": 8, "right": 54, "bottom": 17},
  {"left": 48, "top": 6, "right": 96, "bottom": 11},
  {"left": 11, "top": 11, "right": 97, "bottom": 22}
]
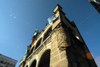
[{"left": 50, "top": 26, "right": 69, "bottom": 67}]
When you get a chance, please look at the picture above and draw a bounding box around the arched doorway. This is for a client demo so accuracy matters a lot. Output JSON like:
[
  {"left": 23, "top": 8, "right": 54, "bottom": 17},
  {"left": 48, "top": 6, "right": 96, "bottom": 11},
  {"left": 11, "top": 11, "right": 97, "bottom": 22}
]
[
  {"left": 30, "top": 60, "right": 36, "bottom": 67},
  {"left": 38, "top": 49, "right": 51, "bottom": 67}
]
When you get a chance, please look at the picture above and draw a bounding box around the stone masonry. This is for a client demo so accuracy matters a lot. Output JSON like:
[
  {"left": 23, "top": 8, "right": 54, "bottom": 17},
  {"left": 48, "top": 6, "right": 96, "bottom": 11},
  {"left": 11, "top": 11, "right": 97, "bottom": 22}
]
[{"left": 19, "top": 4, "right": 97, "bottom": 67}]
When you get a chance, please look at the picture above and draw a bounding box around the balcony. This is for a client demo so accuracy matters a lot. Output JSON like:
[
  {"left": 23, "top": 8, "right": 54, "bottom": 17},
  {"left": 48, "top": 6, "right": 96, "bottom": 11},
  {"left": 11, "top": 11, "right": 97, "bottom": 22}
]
[{"left": 26, "top": 35, "right": 51, "bottom": 61}]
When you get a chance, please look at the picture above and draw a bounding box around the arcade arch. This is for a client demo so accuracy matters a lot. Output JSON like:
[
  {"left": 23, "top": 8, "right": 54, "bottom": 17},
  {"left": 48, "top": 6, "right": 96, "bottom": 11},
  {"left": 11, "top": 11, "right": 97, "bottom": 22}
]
[
  {"left": 38, "top": 49, "right": 51, "bottom": 67},
  {"left": 30, "top": 60, "right": 36, "bottom": 67}
]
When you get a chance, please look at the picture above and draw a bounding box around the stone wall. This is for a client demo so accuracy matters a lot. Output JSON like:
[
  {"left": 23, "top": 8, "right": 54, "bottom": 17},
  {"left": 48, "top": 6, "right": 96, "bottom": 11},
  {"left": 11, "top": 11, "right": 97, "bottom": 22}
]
[{"left": 50, "top": 25, "right": 68, "bottom": 67}]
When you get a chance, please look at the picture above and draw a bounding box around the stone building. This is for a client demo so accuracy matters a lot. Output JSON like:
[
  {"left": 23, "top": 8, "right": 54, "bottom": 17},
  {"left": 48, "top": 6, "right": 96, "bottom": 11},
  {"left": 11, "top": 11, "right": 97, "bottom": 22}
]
[
  {"left": 0, "top": 54, "right": 17, "bottom": 67},
  {"left": 19, "top": 4, "right": 97, "bottom": 67},
  {"left": 88, "top": 0, "right": 100, "bottom": 13}
]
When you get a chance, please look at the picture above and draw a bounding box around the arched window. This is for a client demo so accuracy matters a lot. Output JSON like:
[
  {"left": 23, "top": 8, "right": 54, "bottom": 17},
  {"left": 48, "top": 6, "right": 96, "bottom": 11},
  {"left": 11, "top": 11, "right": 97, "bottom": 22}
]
[
  {"left": 43, "top": 27, "right": 52, "bottom": 41},
  {"left": 38, "top": 49, "right": 51, "bottom": 67},
  {"left": 29, "top": 46, "right": 34, "bottom": 54},
  {"left": 35, "top": 38, "right": 42, "bottom": 49}
]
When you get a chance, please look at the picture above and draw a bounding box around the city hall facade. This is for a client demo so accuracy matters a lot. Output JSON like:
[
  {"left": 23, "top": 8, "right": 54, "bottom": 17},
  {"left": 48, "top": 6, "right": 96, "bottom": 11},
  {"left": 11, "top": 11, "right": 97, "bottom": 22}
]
[{"left": 19, "top": 4, "right": 97, "bottom": 67}]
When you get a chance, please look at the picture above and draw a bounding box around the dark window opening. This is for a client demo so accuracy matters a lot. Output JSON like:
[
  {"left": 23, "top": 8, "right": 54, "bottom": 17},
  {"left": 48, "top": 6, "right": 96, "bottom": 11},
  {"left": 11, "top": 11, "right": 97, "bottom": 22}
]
[
  {"left": 30, "top": 60, "right": 36, "bottom": 67},
  {"left": 29, "top": 47, "right": 34, "bottom": 55},
  {"left": 35, "top": 38, "right": 42, "bottom": 49},
  {"left": 43, "top": 27, "right": 52, "bottom": 41},
  {"left": 26, "top": 65, "right": 28, "bottom": 67},
  {"left": 53, "top": 17, "right": 58, "bottom": 23},
  {"left": 26, "top": 45, "right": 31, "bottom": 57}
]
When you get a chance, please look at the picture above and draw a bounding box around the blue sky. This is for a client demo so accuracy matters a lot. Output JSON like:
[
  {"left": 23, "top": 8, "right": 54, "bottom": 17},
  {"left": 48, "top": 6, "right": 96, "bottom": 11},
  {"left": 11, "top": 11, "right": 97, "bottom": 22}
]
[{"left": 0, "top": 0, "right": 100, "bottom": 67}]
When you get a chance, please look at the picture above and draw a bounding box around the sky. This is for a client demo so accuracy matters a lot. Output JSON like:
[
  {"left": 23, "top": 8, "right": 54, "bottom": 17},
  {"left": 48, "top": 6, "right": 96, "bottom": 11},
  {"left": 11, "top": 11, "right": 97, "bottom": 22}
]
[{"left": 0, "top": 0, "right": 100, "bottom": 67}]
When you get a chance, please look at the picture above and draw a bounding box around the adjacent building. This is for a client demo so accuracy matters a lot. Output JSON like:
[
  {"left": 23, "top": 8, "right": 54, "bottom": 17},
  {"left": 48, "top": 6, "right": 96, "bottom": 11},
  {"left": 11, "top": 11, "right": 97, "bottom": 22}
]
[
  {"left": 19, "top": 4, "right": 97, "bottom": 67},
  {"left": 88, "top": 0, "right": 100, "bottom": 13},
  {"left": 0, "top": 54, "right": 17, "bottom": 67}
]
